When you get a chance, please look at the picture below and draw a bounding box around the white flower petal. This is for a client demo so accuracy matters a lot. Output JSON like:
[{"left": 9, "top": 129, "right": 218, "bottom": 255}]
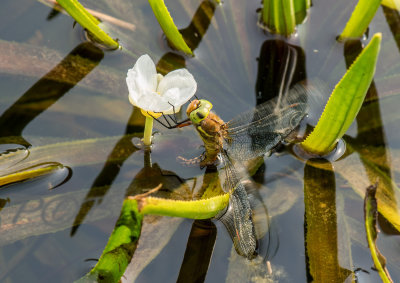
[
  {"left": 133, "top": 90, "right": 173, "bottom": 113},
  {"left": 126, "top": 55, "right": 157, "bottom": 106},
  {"left": 157, "top": 69, "right": 197, "bottom": 108},
  {"left": 160, "top": 88, "right": 181, "bottom": 114}
]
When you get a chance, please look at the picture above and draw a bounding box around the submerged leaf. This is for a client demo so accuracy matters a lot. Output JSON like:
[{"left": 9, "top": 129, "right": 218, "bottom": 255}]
[{"left": 364, "top": 184, "right": 394, "bottom": 283}]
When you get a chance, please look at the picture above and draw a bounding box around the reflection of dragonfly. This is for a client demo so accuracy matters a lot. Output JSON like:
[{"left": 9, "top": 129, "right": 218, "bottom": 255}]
[{"left": 163, "top": 84, "right": 309, "bottom": 259}]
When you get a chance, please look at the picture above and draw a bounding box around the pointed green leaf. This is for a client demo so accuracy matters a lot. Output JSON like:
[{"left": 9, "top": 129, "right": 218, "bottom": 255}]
[
  {"left": 382, "top": 0, "right": 400, "bottom": 10},
  {"left": 339, "top": 0, "right": 382, "bottom": 39},
  {"left": 301, "top": 33, "right": 381, "bottom": 155},
  {"left": 76, "top": 199, "right": 143, "bottom": 283},
  {"left": 56, "top": 0, "right": 119, "bottom": 49},
  {"left": 148, "top": 0, "right": 193, "bottom": 55}
]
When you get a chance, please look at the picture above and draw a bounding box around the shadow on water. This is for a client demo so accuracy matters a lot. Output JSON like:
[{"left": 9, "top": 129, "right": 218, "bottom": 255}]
[
  {"left": 0, "top": 42, "right": 104, "bottom": 147},
  {"left": 70, "top": 109, "right": 143, "bottom": 236},
  {"left": 343, "top": 40, "right": 399, "bottom": 235}
]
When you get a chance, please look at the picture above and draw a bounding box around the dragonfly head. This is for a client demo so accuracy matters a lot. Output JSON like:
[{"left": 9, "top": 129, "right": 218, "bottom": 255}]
[{"left": 186, "top": 99, "right": 213, "bottom": 125}]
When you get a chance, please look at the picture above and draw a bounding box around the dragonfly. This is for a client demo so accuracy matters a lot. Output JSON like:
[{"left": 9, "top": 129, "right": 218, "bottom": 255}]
[{"left": 156, "top": 83, "right": 311, "bottom": 259}]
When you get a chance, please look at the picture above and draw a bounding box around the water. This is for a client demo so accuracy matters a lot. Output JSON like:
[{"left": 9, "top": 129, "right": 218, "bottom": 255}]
[{"left": 0, "top": 0, "right": 400, "bottom": 282}]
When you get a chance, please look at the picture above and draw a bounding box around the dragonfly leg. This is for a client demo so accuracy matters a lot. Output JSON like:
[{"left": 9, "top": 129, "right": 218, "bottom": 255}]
[{"left": 176, "top": 154, "right": 204, "bottom": 167}]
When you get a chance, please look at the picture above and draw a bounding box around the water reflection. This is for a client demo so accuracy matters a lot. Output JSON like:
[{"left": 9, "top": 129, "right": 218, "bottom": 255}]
[
  {"left": 303, "top": 159, "right": 352, "bottom": 282},
  {"left": 343, "top": 39, "right": 399, "bottom": 234},
  {"left": 383, "top": 6, "right": 400, "bottom": 55},
  {"left": 255, "top": 39, "right": 306, "bottom": 104},
  {"left": 70, "top": 110, "right": 143, "bottom": 235},
  {"left": 177, "top": 220, "right": 217, "bottom": 283}
]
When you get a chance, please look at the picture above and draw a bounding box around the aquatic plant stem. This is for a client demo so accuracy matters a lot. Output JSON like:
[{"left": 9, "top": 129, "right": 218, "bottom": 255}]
[
  {"left": 143, "top": 116, "right": 154, "bottom": 146},
  {"left": 133, "top": 194, "right": 230, "bottom": 219},
  {"left": 76, "top": 199, "right": 143, "bottom": 283}
]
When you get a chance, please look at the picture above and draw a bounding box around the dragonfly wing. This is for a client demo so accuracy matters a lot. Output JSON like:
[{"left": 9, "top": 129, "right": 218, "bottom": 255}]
[
  {"left": 216, "top": 150, "right": 257, "bottom": 259},
  {"left": 225, "top": 102, "right": 306, "bottom": 161}
]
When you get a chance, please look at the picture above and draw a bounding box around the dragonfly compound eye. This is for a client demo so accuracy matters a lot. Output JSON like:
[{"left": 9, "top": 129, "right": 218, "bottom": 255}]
[{"left": 196, "top": 112, "right": 205, "bottom": 119}]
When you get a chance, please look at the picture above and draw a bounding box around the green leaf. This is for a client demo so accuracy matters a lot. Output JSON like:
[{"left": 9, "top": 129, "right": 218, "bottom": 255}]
[
  {"left": 262, "top": 0, "right": 309, "bottom": 36},
  {"left": 56, "top": 0, "right": 119, "bottom": 49},
  {"left": 364, "top": 184, "right": 394, "bottom": 283},
  {"left": 301, "top": 33, "right": 381, "bottom": 155},
  {"left": 76, "top": 199, "right": 143, "bottom": 283},
  {"left": 339, "top": 0, "right": 382, "bottom": 39},
  {"left": 148, "top": 0, "right": 193, "bottom": 55},
  {"left": 382, "top": 0, "right": 400, "bottom": 10},
  {"left": 262, "top": 0, "right": 295, "bottom": 36}
]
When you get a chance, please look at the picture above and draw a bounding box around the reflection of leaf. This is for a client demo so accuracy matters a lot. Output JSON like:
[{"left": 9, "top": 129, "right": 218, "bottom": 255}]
[
  {"left": 177, "top": 220, "right": 216, "bottom": 283},
  {"left": 304, "top": 160, "right": 353, "bottom": 282},
  {"left": 364, "top": 184, "right": 394, "bottom": 283},
  {"left": 308, "top": 151, "right": 400, "bottom": 233}
]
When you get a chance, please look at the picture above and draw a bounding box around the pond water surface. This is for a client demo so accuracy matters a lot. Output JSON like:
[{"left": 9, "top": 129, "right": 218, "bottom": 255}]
[{"left": 1, "top": 0, "right": 400, "bottom": 282}]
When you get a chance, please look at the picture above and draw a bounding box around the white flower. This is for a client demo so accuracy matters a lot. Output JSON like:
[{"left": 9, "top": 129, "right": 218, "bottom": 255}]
[{"left": 126, "top": 54, "right": 197, "bottom": 115}]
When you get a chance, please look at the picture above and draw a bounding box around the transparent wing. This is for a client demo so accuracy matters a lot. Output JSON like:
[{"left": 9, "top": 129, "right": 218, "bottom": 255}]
[
  {"left": 224, "top": 83, "right": 311, "bottom": 161},
  {"left": 216, "top": 150, "right": 257, "bottom": 259}
]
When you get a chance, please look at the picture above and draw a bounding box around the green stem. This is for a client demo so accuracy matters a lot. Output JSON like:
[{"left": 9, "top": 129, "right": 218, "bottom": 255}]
[
  {"left": 76, "top": 199, "right": 143, "bottom": 283},
  {"left": 137, "top": 194, "right": 230, "bottom": 219},
  {"left": 143, "top": 116, "right": 154, "bottom": 146}
]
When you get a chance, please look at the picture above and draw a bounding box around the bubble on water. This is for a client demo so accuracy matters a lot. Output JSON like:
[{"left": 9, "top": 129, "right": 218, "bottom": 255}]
[{"left": 292, "top": 138, "right": 346, "bottom": 162}]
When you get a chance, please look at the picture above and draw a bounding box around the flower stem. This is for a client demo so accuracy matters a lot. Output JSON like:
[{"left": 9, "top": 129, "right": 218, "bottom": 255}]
[{"left": 143, "top": 116, "right": 154, "bottom": 146}]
